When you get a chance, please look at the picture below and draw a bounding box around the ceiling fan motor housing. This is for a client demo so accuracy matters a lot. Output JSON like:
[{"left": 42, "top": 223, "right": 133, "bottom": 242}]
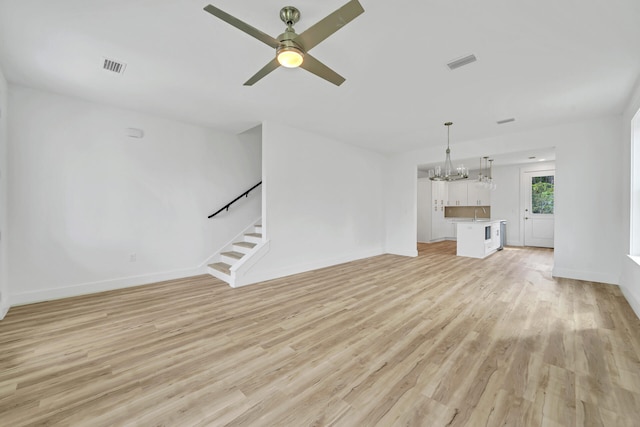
[
  {"left": 276, "top": 27, "right": 305, "bottom": 68},
  {"left": 277, "top": 29, "right": 304, "bottom": 50},
  {"left": 280, "top": 6, "right": 301, "bottom": 26}
]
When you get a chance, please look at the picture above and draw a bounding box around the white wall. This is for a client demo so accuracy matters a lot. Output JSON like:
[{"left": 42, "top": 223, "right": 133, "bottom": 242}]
[
  {"left": 239, "top": 121, "right": 386, "bottom": 284},
  {"left": 416, "top": 178, "right": 432, "bottom": 243},
  {"left": 620, "top": 76, "right": 640, "bottom": 318},
  {"left": 0, "top": 67, "right": 8, "bottom": 318},
  {"left": 491, "top": 161, "right": 556, "bottom": 247},
  {"left": 552, "top": 120, "right": 623, "bottom": 284},
  {"left": 490, "top": 164, "right": 522, "bottom": 246},
  {"left": 385, "top": 117, "right": 624, "bottom": 285},
  {"left": 7, "top": 85, "right": 261, "bottom": 305}
]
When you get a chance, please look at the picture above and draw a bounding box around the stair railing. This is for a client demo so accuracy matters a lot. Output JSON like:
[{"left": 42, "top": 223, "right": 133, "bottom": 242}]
[{"left": 208, "top": 181, "right": 262, "bottom": 218}]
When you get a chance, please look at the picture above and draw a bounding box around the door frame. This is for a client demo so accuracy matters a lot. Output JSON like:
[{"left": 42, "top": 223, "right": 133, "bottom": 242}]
[{"left": 519, "top": 163, "right": 556, "bottom": 248}]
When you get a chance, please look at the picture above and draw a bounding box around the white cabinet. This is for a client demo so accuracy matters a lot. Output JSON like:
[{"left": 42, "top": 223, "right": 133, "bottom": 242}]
[
  {"left": 490, "top": 223, "right": 501, "bottom": 251},
  {"left": 456, "top": 220, "right": 502, "bottom": 258},
  {"left": 432, "top": 181, "right": 447, "bottom": 207},
  {"left": 447, "top": 221, "right": 457, "bottom": 239},
  {"left": 446, "top": 181, "right": 468, "bottom": 206},
  {"left": 467, "top": 181, "right": 491, "bottom": 206},
  {"left": 431, "top": 181, "right": 448, "bottom": 241},
  {"left": 478, "top": 186, "right": 491, "bottom": 205}
]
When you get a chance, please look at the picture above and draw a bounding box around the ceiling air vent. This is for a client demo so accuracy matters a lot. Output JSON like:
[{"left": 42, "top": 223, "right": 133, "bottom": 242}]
[
  {"left": 102, "top": 57, "right": 126, "bottom": 74},
  {"left": 496, "top": 118, "right": 516, "bottom": 125},
  {"left": 446, "top": 54, "right": 477, "bottom": 70}
]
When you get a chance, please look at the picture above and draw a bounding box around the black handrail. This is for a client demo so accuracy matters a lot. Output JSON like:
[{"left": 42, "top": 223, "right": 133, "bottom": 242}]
[{"left": 208, "top": 181, "right": 262, "bottom": 218}]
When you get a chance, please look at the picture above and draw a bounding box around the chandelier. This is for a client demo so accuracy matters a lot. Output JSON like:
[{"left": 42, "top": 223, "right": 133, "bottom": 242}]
[
  {"left": 477, "top": 156, "right": 497, "bottom": 190},
  {"left": 428, "top": 122, "right": 468, "bottom": 181}
]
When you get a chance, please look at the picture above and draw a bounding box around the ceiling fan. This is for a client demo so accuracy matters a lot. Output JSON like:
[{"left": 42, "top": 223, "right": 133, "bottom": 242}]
[{"left": 203, "top": 0, "right": 365, "bottom": 86}]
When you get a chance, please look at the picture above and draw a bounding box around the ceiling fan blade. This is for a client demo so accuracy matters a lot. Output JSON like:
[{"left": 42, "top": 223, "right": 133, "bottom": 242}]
[
  {"left": 299, "top": 54, "right": 345, "bottom": 86},
  {"left": 294, "top": 0, "right": 364, "bottom": 52},
  {"left": 203, "top": 4, "right": 279, "bottom": 49},
  {"left": 244, "top": 58, "right": 280, "bottom": 86}
]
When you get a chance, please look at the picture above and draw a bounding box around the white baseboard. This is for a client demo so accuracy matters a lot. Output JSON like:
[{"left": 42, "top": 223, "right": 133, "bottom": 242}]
[
  {"left": 236, "top": 247, "right": 385, "bottom": 288},
  {"left": 0, "top": 303, "right": 8, "bottom": 320},
  {"left": 620, "top": 255, "right": 640, "bottom": 320},
  {"left": 10, "top": 266, "right": 205, "bottom": 306},
  {"left": 621, "top": 285, "right": 640, "bottom": 321},
  {"left": 386, "top": 247, "right": 418, "bottom": 257},
  {"left": 551, "top": 267, "right": 619, "bottom": 286}
]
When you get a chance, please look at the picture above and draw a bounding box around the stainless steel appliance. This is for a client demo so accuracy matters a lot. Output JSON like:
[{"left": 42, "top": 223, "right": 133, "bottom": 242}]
[{"left": 498, "top": 220, "right": 507, "bottom": 250}]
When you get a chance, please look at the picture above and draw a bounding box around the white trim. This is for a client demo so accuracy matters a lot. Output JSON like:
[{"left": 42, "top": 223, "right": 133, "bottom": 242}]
[
  {"left": 520, "top": 166, "right": 556, "bottom": 248},
  {"left": 198, "top": 216, "right": 262, "bottom": 268},
  {"left": 231, "top": 239, "right": 271, "bottom": 287},
  {"left": 0, "top": 304, "right": 8, "bottom": 320},
  {"left": 386, "top": 247, "right": 418, "bottom": 257},
  {"left": 237, "top": 247, "right": 386, "bottom": 288},
  {"left": 10, "top": 266, "right": 204, "bottom": 306},
  {"left": 551, "top": 267, "right": 618, "bottom": 286},
  {"left": 621, "top": 255, "right": 640, "bottom": 320},
  {"left": 621, "top": 285, "right": 640, "bottom": 321},
  {"left": 630, "top": 109, "right": 640, "bottom": 255}
]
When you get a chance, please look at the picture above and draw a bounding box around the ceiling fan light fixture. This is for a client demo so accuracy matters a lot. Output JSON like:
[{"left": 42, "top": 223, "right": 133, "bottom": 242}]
[{"left": 277, "top": 46, "right": 304, "bottom": 68}]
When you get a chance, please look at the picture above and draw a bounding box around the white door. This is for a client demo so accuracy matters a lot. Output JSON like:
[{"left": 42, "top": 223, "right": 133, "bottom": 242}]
[{"left": 523, "top": 170, "right": 555, "bottom": 248}]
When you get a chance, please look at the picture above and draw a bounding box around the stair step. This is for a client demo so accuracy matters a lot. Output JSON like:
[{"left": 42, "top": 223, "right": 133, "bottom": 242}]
[
  {"left": 244, "top": 232, "right": 262, "bottom": 244},
  {"left": 234, "top": 241, "right": 256, "bottom": 249},
  {"left": 221, "top": 251, "right": 244, "bottom": 260},
  {"left": 209, "top": 262, "right": 231, "bottom": 275}
]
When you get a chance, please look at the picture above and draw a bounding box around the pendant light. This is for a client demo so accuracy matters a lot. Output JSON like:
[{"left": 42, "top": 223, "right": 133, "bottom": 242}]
[
  {"left": 476, "top": 156, "right": 497, "bottom": 190},
  {"left": 429, "top": 122, "right": 468, "bottom": 181}
]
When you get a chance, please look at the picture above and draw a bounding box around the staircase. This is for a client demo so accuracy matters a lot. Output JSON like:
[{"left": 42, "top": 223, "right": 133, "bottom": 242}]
[{"left": 207, "top": 222, "right": 263, "bottom": 286}]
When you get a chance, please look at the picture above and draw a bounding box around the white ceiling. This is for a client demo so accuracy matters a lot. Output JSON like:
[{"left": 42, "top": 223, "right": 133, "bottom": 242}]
[
  {"left": 1, "top": 0, "right": 639, "bottom": 154},
  {"left": 418, "top": 147, "right": 557, "bottom": 172}
]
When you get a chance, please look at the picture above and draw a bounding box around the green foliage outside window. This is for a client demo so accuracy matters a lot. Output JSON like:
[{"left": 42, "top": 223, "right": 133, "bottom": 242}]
[{"left": 532, "top": 176, "right": 554, "bottom": 214}]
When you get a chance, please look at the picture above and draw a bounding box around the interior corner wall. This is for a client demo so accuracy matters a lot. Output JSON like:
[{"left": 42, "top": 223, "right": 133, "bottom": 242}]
[
  {"left": 385, "top": 116, "right": 624, "bottom": 285},
  {"left": 0, "top": 67, "right": 9, "bottom": 318},
  {"left": 7, "top": 85, "right": 261, "bottom": 305},
  {"left": 385, "top": 157, "right": 419, "bottom": 256},
  {"left": 239, "top": 121, "right": 386, "bottom": 285}
]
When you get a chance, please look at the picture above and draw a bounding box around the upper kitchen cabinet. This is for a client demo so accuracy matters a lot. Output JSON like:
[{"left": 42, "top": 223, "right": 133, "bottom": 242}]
[
  {"left": 432, "top": 181, "right": 447, "bottom": 207},
  {"left": 467, "top": 181, "right": 491, "bottom": 206},
  {"left": 446, "top": 181, "right": 468, "bottom": 206}
]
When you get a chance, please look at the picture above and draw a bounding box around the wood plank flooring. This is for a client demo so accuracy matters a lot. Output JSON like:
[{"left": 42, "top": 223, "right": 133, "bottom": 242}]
[{"left": 2, "top": 241, "right": 640, "bottom": 426}]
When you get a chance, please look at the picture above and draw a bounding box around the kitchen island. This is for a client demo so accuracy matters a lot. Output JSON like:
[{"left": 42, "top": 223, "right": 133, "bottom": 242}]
[{"left": 456, "top": 219, "right": 504, "bottom": 259}]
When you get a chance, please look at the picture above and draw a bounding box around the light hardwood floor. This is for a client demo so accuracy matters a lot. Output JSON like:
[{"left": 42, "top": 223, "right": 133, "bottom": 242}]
[{"left": 2, "top": 242, "right": 640, "bottom": 426}]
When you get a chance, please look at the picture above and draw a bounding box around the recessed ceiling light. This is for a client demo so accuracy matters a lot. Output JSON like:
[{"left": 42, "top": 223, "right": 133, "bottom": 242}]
[
  {"left": 446, "top": 54, "right": 477, "bottom": 70},
  {"left": 538, "top": 159, "right": 546, "bottom": 162},
  {"left": 497, "top": 118, "right": 516, "bottom": 125}
]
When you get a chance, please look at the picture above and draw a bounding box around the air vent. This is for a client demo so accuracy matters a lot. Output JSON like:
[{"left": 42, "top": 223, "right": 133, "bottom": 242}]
[
  {"left": 102, "top": 57, "right": 127, "bottom": 74},
  {"left": 496, "top": 118, "right": 516, "bottom": 125},
  {"left": 446, "top": 54, "right": 477, "bottom": 70}
]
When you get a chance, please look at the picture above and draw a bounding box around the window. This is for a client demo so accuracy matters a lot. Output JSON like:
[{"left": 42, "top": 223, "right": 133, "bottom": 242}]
[
  {"left": 631, "top": 109, "right": 640, "bottom": 256},
  {"left": 531, "top": 176, "right": 554, "bottom": 214}
]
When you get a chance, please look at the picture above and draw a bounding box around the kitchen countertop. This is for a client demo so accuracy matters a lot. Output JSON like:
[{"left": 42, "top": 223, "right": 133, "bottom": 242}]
[{"left": 447, "top": 218, "right": 505, "bottom": 223}]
